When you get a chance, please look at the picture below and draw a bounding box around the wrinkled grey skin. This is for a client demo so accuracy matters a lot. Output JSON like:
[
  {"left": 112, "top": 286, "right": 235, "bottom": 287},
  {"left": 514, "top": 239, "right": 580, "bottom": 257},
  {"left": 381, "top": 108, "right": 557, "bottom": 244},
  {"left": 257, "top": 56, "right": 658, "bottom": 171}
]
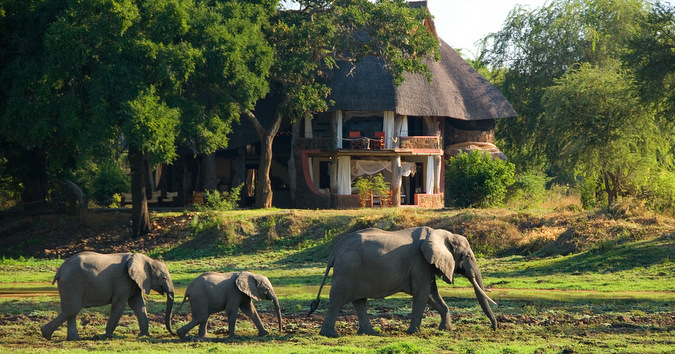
[
  {"left": 41, "top": 251, "right": 175, "bottom": 340},
  {"left": 175, "top": 271, "right": 282, "bottom": 339},
  {"left": 308, "top": 227, "right": 497, "bottom": 337}
]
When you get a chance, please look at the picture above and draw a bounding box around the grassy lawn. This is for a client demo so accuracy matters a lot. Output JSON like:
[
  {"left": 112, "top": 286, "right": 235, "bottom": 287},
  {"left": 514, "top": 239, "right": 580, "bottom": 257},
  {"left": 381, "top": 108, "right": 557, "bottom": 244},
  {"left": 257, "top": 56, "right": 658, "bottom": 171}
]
[{"left": 0, "top": 208, "right": 673, "bottom": 352}]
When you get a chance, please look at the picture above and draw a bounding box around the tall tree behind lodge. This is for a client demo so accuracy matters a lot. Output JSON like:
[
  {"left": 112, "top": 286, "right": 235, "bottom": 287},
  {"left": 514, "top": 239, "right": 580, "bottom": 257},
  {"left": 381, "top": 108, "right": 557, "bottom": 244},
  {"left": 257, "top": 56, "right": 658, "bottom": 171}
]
[{"left": 0, "top": 0, "right": 274, "bottom": 236}]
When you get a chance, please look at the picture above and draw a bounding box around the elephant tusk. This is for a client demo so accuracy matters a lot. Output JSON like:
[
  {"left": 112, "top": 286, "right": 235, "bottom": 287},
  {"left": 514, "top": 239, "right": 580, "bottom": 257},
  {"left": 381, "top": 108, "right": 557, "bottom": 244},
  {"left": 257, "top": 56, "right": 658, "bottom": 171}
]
[{"left": 470, "top": 277, "right": 498, "bottom": 306}]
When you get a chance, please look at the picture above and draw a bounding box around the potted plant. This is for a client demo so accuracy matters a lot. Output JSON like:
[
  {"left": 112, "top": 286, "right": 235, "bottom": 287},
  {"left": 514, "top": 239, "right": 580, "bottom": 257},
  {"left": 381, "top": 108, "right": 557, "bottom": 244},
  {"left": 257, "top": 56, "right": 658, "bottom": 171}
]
[{"left": 353, "top": 173, "right": 390, "bottom": 207}]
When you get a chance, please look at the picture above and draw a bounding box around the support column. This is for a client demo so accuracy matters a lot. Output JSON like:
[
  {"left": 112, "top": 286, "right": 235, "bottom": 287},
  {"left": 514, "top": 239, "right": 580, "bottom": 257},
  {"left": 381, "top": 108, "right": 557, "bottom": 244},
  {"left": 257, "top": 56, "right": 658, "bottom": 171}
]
[
  {"left": 434, "top": 155, "right": 442, "bottom": 194},
  {"left": 392, "top": 155, "right": 402, "bottom": 207}
]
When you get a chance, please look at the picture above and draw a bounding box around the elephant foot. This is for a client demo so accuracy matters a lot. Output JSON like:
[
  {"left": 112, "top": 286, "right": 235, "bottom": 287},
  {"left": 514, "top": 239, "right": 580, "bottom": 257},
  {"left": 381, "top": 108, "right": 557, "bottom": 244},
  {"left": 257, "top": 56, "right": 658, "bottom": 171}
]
[
  {"left": 319, "top": 327, "right": 339, "bottom": 338},
  {"left": 257, "top": 329, "right": 269, "bottom": 336},
  {"left": 176, "top": 327, "right": 189, "bottom": 340},
  {"left": 40, "top": 326, "right": 52, "bottom": 340},
  {"left": 405, "top": 326, "right": 420, "bottom": 335},
  {"left": 438, "top": 322, "right": 456, "bottom": 331},
  {"left": 66, "top": 334, "right": 81, "bottom": 341}
]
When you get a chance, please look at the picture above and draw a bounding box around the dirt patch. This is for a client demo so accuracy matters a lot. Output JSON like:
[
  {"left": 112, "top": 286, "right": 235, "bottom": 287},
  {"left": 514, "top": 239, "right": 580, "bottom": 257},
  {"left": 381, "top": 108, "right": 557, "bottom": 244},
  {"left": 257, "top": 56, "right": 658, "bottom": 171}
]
[{"left": 0, "top": 211, "right": 191, "bottom": 259}]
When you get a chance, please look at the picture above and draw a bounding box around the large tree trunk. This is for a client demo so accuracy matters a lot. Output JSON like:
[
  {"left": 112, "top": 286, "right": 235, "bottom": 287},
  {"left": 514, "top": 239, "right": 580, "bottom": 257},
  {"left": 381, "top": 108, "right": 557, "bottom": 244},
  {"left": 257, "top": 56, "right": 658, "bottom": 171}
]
[
  {"left": 244, "top": 108, "right": 283, "bottom": 209},
  {"left": 129, "top": 144, "right": 150, "bottom": 238},
  {"left": 202, "top": 153, "right": 218, "bottom": 191},
  {"left": 603, "top": 171, "right": 619, "bottom": 207},
  {"left": 256, "top": 134, "right": 275, "bottom": 208},
  {"left": 288, "top": 119, "right": 302, "bottom": 206}
]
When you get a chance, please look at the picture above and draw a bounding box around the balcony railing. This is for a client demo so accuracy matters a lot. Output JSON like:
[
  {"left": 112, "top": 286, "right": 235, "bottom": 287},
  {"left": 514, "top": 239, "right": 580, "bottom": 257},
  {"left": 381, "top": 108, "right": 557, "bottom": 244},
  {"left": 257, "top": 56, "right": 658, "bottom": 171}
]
[{"left": 398, "top": 136, "right": 441, "bottom": 149}]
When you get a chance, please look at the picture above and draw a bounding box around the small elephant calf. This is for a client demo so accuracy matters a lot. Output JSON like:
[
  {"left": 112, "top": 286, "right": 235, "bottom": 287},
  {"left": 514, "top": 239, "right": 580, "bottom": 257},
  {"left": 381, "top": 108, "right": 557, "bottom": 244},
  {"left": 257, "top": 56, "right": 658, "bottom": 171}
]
[{"left": 175, "top": 271, "right": 282, "bottom": 339}]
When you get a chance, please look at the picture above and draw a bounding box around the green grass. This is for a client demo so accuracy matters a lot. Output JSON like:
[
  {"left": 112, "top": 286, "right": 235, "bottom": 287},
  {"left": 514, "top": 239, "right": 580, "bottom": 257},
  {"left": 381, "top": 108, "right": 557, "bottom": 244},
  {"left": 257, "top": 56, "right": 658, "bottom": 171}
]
[{"left": 1, "top": 208, "right": 674, "bottom": 352}]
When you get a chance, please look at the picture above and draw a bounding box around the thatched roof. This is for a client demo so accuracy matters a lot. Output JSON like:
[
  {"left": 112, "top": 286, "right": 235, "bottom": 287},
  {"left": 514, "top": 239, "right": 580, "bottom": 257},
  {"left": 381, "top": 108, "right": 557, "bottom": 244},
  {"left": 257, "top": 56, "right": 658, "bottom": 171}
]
[{"left": 327, "top": 38, "right": 517, "bottom": 120}]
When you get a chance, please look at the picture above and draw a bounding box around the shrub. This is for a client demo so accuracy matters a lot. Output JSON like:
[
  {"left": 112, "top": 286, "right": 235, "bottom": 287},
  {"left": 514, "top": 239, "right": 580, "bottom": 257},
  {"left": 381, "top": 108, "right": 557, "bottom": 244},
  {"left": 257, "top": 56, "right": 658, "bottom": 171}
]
[
  {"left": 445, "top": 151, "right": 515, "bottom": 208},
  {"left": 507, "top": 170, "right": 551, "bottom": 205},
  {"left": 353, "top": 173, "right": 390, "bottom": 197},
  {"left": 90, "top": 160, "right": 130, "bottom": 207},
  {"left": 196, "top": 184, "right": 243, "bottom": 211}
]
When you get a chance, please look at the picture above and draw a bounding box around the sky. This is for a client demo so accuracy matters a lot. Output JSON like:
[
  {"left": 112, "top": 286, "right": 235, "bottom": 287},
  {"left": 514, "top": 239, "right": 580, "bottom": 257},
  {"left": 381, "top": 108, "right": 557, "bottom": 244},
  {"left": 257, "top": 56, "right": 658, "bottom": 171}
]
[{"left": 426, "top": 0, "right": 550, "bottom": 57}]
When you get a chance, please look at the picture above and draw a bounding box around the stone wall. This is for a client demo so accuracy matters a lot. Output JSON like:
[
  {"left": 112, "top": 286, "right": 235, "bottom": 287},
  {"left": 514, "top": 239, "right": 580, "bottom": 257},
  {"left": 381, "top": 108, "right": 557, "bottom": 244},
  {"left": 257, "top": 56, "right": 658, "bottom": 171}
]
[{"left": 414, "top": 193, "right": 444, "bottom": 208}]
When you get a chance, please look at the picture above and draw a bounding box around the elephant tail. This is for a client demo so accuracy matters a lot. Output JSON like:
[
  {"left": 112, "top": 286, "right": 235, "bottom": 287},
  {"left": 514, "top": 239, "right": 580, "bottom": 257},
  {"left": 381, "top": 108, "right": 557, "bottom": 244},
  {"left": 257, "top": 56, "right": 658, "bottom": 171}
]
[
  {"left": 51, "top": 267, "right": 61, "bottom": 285},
  {"left": 307, "top": 260, "right": 332, "bottom": 316},
  {"left": 174, "top": 291, "right": 190, "bottom": 314}
]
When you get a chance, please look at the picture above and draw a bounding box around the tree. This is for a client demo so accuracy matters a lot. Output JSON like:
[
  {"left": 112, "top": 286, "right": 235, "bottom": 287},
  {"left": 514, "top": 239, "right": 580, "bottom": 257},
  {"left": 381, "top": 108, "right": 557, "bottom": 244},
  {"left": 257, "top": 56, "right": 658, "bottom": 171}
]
[
  {"left": 541, "top": 62, "right": 661, "bottom": 206},
  {"left": 243, "top": 0, "right": 439, "bottom": 208},
  {"left": 479, "top": 0, "right": 646, "bottom": 173},
  {"left": 0, "top": 0, "right": 273, "bottom": 236},
  {"left": 624, "top": 1, "right": 675, "bottom": 126},
  {"left": 0, "top": 0, "right": 90, "bottom": 211}
]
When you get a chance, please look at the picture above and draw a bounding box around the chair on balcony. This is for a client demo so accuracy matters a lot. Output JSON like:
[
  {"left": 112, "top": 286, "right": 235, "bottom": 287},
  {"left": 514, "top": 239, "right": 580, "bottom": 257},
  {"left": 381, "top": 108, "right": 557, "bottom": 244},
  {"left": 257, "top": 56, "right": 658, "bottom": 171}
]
[
  {"left": 349, "top": 131, "right": 368, "bottom": 149},
  {"left": 370, "top": 131, "right": 385, "bottom": 150}
]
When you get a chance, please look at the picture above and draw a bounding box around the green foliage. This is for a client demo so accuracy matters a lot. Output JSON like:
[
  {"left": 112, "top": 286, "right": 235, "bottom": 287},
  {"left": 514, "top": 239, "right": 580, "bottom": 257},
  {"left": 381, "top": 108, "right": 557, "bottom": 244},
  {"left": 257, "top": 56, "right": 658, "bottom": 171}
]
[
  {"left": 543, "top": 62, "right": 662, "bottom": 206},
  {"left": 506, "top": 171, "right": 552, "bottom": 205},
  {"left": 624, "top": 2, "right": 675, "bottom": 122},
  {"left": 641, "top": 169, "right": 675, "bottom": 215},
  {"left": 353, "top": 173, "right": 390, "bottom": 197},
  {"left": 445, "top": 151, "right": 515, "bottom": 208},
  {"left": 377, "top": 341, "right": 423, "bottom": 354},
  {"left": 89, "top": 160, "right": 131, "bottom": 207},
  {"left": 481, "top": 0, "right": 647, "bottom": 172},
  {"left": 195, "top": 184, "right": 243, "bottom": 212}
]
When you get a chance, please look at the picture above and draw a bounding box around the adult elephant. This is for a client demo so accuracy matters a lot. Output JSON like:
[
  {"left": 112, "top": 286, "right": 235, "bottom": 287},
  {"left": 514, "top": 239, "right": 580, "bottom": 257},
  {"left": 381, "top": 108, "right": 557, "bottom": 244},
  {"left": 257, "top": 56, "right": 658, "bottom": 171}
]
[
  {"left": 175, "top": 271, "right": 282, "bottom": 339},
  {"left": 308, "top": 227, "right": 497, "bottom": 337},
  {"left": 41, "top": 251, "right": 175, "bottom": 340}
]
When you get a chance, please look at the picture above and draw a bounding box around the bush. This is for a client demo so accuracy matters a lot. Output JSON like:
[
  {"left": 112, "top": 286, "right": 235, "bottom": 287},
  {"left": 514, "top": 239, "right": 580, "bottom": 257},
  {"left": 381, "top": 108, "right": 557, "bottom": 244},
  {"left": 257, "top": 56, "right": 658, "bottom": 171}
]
[
  {"left": 445, "top": 151, "right": 515, "bottom": 208},
  {"left": 196, "top": 184, "right": 243, "bottom": 211},
  {"left": 90, "top": 160, "right": 130, "bottom": 207},
  {"left": 507, "top": 171, "right": 551, "bottom": 205},
  {"left": 353, "top": 173, "right": 390, "bottom": 196}
]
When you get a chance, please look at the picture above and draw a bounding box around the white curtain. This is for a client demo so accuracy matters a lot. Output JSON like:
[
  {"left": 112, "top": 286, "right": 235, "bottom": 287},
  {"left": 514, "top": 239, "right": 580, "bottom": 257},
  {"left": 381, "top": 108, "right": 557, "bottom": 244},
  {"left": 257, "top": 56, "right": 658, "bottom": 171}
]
[
  {"left": 304, "top": 112, "right": 313, "bottom": 138},
  {"left": 384, "top": 111, "right": 395, "bottom": 148},
  {"left": 335, "top": 110, "right": 343, "bottom": 148},
  {"left": 307, "top": 157, "right": 314, "bottom": 184},
  {"left": 426, "top": 156, "right": 434, "bottom": 194},
  {"left": 337, "top": 156, "right": 351, "bottom": 194},
  {"left": 352, "top": 160, "right": 415, "bottom": 178},
  {"left": 400, "top": 115, "right": 408, "bottom": 137}
]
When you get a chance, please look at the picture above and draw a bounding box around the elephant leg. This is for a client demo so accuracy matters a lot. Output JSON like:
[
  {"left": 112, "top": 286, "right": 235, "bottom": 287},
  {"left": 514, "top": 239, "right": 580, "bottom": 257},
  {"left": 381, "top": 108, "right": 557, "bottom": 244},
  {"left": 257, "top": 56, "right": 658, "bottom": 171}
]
[
  {"left": 428, "top": 282, "right": 452, "bottom": 330},
  {"left": 319, "top": 275, "right": 353, "bottom": 338},
  {"left": 176, "top": 315, "right": 208, "bottom": 339},
  {"left": 225, "top": 307, "right": 239, "bottom": 338},
  {"left": 353, "top": 298, "right": 376, "bottom": 335},
  {"left": 42, "top": 311, "right": 80, "bottom": 340},
  {"left": 240, "top": 300, "right": 268, "bottom": 336},
  {"left": 42, "top": 296, "right": 82, "bottom": 340},
  {"left": 128, "top": 294, "right": 150, "bottom": 337},
  {"left": 66, "top": 316, "right": 80, "bottom": 340},
  {"left": 406, "top": 295, "right": 428, "bottom": 334},
  {"left": 198, "top": 319, "right": 208, "bottom": 338},
  {"left": 105, "top": 297, "right": 127, "bottom": 338}
]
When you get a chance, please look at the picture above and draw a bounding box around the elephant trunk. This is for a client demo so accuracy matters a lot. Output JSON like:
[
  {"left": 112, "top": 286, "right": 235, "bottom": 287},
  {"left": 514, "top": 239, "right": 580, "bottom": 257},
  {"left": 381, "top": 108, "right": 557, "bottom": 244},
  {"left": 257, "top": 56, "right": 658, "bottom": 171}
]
[
  {"left": 470, "top": 276, "right": 498, "bottom": 330},
  {"left": 165, "top": 292, "right": 175, "bottom": 335},
  {"left": 272, "top": 295, "right": 282, "bottom": 333}
]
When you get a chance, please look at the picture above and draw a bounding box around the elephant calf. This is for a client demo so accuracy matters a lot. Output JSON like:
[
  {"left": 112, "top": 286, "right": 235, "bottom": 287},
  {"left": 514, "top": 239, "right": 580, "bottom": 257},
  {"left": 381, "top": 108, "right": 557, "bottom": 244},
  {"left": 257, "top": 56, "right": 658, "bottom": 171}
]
[
  {"left": 41, "top": 251, "right": 175, "bottom": 340},
  {"left": 175, "top": 271, "right": 282, "bottom": 339}
]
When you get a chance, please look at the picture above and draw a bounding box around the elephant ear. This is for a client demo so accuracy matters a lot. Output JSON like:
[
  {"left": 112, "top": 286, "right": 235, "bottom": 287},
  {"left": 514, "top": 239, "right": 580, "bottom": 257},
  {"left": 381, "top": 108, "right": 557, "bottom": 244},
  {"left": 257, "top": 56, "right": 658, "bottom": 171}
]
[
  {"left": 421, "top": 229, "right": 456, "bottom": 284},
  {"left": 127, "top": 253, "right": 152, "bottom": 295},
  {"left": 235, "top": 272, "right": 260, "bottom": 301}
]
